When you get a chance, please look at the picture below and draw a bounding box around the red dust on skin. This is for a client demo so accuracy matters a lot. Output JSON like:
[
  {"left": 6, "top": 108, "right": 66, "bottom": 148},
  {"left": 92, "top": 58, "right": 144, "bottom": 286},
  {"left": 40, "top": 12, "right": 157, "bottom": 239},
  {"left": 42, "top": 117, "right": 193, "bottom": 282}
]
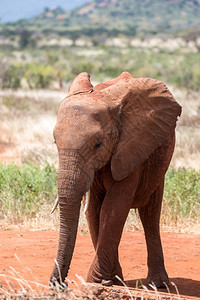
[{"left": 0, "top": 230, "right": 199, "bottom": 298}]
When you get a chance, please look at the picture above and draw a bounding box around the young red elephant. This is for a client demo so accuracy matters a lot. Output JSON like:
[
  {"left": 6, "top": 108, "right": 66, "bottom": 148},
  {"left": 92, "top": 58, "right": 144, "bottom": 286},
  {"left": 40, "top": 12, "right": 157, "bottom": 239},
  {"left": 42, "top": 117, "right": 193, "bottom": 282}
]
[{"left": 50, "top": 72, "right": 181, "bottom": 288}]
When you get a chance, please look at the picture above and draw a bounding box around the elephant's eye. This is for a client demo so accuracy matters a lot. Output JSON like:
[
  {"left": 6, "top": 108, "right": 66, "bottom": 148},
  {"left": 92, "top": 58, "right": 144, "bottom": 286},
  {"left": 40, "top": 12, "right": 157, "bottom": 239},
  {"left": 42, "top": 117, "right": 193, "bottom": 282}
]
[{"left": 94, "top": 140, "right": 102, "bottom": 150}]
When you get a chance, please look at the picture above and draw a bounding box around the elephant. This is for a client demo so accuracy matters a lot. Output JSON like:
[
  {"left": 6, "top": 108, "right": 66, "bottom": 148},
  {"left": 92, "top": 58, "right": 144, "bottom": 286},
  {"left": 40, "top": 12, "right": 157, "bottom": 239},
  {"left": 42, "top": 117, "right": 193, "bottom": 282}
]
[{"left": 50, "top": 71, "right": 181, "bottom": 288}]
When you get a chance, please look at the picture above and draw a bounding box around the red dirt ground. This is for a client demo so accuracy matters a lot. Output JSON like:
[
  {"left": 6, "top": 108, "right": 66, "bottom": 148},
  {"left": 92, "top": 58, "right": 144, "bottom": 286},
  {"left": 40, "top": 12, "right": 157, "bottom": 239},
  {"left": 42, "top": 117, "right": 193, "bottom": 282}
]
[{"left": 0, "top": 230, "right": 200, "bottom": 298}]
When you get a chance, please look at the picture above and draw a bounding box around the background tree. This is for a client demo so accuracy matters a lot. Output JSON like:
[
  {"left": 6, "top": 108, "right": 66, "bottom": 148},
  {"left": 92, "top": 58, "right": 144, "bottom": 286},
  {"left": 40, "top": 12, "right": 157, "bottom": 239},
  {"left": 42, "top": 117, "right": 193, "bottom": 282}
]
[{"left": 18, "top": 28, "right": 31, "bottom": 49}]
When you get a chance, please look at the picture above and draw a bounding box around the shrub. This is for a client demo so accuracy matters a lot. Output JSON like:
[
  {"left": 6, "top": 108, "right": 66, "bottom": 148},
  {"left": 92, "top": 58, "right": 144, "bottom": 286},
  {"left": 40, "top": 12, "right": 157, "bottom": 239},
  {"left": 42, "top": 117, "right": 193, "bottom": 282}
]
[
  {"left": 1, "top": 64, "right": 25, "bottom": 89},
  {"left": 71, "top": 59, "right": 100, "bottom": 76},
  {"left": 163, "top": 168, "right": 200, "bottom": 224},
  {"left": 25, "top": 64, "right": 56, "bottom": 89},
  {"left": 0, "top": 163, "right": 57, "bottom": 222}
]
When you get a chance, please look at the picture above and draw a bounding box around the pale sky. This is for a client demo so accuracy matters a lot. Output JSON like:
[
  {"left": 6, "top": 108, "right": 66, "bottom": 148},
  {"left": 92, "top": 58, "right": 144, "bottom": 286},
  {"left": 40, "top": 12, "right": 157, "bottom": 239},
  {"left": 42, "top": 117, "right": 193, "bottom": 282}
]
[{"left": 0, "top": 0, "right": 90, "bottom": 22}]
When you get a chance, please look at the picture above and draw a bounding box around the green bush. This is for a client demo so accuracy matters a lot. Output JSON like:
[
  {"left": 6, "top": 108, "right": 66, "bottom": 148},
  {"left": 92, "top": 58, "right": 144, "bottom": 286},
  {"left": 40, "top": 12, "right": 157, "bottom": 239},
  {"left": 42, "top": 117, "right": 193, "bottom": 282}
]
[
  {"left": 163, "top": 168, "right": 200, "bottom": 224},
  {"left": 1, "top": 64, "right": 25, "bottom": 89},
  {"left": 0, "top": 163, "right": 57, "bottom": 222},
  {"left": 25, "top": 64, "right": 56, "bottom": 89},
  {"left": 71, "top": 59, "right": 100, "bottom": 76}
]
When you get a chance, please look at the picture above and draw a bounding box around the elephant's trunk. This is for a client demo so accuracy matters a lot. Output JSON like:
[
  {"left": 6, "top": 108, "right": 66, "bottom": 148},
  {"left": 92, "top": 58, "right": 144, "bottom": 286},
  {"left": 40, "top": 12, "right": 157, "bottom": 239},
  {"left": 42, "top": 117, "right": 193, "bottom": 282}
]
[
  {"left": 50, "top": 154, "right": 89, "bottom": 284},
  {"left": 50, "top": 198, "right": 81, "bottom": 283}
]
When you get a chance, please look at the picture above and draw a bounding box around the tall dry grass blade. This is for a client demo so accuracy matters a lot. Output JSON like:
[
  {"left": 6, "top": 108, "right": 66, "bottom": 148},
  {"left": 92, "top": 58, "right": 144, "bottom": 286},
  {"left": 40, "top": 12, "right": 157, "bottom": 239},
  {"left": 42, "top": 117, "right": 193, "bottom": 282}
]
[
  {"left": 1, "top": 274, "right": 16, "bottom": 295},
  {"left": 68, "top": 279, "right": 84, "bottom": 298},
  {"left": 54, "top": 259, "right": 62, "bottom": 283},
  {"left": 0, "top": 287, "right": 11, "bottom": 298},
  {"left": 115, "top": 275, "right": 134, "bottom": 300},
  {"left": 163, "top": 281, "right": 171, "bottom": 295},
  {"left": 14, "top": 253, "right": 21, "bottom": 263},
  {"left": 7, "top": 273, "right": 26, "bottom": 294},
  {"left": 13, "top": 254, "right": 38, "bottom": 293},
  {"left": 142, "top": 284, "right": 149, "bottom": 292},
  {"left": 171, "top": 282, "right": 181, "bottom": 299},
  {"left": 9, "top": 266, "right": 35, "bottom": 294},
  {"left": 148, "top": 283, "right": 161, "bottom": 299},
  {"left": 75, "top": 274, "right": 86, "bottom": 286},
  {"left": 74, "top": 275, "right": 91, "bottom": 298}
]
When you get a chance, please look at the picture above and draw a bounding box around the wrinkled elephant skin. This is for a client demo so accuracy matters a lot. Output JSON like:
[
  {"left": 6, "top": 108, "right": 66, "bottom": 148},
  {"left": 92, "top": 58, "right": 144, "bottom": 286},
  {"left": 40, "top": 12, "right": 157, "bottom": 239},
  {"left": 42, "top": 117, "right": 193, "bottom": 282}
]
[{"left": 50, "top": 72, "right": 182, "bottom": 288}]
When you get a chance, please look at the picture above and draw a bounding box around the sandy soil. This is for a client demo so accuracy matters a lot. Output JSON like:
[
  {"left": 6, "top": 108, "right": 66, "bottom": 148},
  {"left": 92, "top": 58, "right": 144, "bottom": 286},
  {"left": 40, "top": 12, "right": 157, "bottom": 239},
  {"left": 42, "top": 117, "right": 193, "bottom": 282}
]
[{"left": 0, "top": 230, "right": 199, "bottom": 298}]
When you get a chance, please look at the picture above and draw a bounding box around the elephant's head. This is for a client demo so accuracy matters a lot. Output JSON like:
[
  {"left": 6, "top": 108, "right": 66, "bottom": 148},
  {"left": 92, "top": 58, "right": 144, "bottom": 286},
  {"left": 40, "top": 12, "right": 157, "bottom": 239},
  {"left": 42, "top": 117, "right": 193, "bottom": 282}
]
[{"left": 50, "top": 72, "right": 181, "bottom": 284}]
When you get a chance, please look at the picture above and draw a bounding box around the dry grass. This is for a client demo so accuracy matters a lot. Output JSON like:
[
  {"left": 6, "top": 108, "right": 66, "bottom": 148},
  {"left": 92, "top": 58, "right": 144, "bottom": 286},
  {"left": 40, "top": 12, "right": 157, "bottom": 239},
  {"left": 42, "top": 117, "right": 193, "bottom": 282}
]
[
  {"left": 0, "top": 89, "right": 65, "bottom": 166},
  {"left": 0, "top": 267, "right": 184, "bottom": 300},
  {"left": 169, "top": 87, "right": 200, "bottom": 170}
]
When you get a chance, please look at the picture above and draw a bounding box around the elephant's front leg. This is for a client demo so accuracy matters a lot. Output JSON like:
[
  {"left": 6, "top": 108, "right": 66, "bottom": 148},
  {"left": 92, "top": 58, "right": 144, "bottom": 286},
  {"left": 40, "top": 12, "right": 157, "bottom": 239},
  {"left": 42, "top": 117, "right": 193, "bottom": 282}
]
[
  {"left": 87, "top": 238, "right": 123, "bottom": 286},
  {"left": 138, "top": 180, "right": 169, "bottom": 288},
  {"left": 85, "top": 184, "right": 105, "bottom": 250},
  {"left": 87, "top": 172, "right": 140, "bottom": 286}
]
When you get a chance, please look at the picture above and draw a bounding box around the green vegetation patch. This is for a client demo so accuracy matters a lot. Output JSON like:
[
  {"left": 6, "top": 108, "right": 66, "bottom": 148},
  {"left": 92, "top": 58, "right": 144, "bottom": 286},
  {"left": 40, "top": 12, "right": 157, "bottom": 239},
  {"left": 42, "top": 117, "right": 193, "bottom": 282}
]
[
  {"left": 0, "top": 63, "right": 25, "bottom": 89},
  {"left": 25, "top": 63, "right": 56, "bottom": 89},
  {"left": 0, "top": 164, "right": 199, "bottom": 226},
  {"left": 1, "top": 47, "right": 200, "bottom": 91},
  {"left": 163, "top": 168, "right": 200, "bottom": 224},
  {"left": 0, "top": 163, "right": 57, "bottom": 222},
  {"left": 2, "top": 96, "right": 30, "bottom": 110}
]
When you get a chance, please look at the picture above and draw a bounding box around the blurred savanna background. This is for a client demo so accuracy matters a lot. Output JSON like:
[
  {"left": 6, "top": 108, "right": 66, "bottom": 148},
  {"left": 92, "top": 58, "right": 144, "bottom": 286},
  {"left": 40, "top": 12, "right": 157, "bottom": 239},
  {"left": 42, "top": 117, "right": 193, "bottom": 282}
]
[{"left": 0, "top": 0, "right": 200, "bottom": 232}]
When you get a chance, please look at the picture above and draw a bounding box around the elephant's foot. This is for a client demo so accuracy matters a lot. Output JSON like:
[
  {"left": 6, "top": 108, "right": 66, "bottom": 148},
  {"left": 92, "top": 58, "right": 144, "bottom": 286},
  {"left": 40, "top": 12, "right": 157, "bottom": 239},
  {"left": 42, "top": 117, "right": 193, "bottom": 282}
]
[
  {"left": 49, "top": 269, "right": 69, "bottom": 290},
  {"left": 87, "top": 273, "right": 124, "bottom": 286},
  {"left": 87, "top": 257, "right": 124, "bottom": 286},
  {"left": 147, "top": 270, "right": 169, "bottom": 288},
  {"left": 49, "top": 277, "right": 68, "bottom": 290}
]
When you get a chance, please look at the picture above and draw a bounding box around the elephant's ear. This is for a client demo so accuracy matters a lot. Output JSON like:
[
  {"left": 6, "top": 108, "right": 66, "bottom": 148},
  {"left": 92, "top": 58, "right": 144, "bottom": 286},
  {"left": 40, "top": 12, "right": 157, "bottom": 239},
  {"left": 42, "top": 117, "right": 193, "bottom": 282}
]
[
  {"left": 68, "top": 72, "right": 93, "bottom": 96},
  {"left": 108, "top": 77, "right": 182, "bottom": 181}
]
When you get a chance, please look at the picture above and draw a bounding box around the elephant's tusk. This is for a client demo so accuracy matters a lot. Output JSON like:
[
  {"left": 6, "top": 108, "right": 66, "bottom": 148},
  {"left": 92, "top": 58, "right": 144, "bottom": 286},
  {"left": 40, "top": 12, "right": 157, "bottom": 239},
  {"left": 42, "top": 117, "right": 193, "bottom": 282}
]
[
  {"left": 84, "top": 190, "right": 90, "bottom": 214},
  {"left": 51, "top": 196, "right": 59, "bottom": 214}
]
